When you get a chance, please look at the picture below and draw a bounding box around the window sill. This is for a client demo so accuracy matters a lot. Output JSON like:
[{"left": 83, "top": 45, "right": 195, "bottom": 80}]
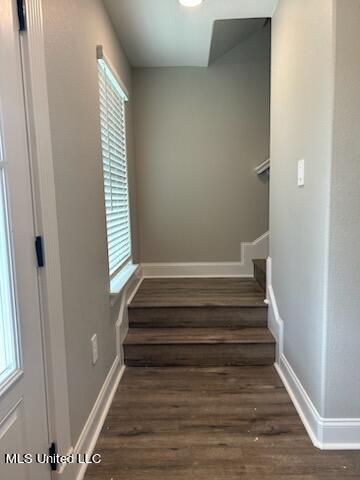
[{"left": 109, "top": 263, "right": 139, "bottom": 305}]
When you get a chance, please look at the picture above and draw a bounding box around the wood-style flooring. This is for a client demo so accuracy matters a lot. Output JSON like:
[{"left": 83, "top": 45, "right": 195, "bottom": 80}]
[
  {"left": 125, "top": 278, "right": 275, "bottom": 367},
  {"left": 85, "top": 366, "right": 360, "bottom": 480},
  {"left": 129, "top": 278, "right": 266, "bottom": 307}
]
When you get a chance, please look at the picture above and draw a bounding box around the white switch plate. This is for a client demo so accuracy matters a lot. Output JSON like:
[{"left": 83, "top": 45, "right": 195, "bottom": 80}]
[
  {"left": 298, "top": 159, "right": 305, "bottom": 187},
  {"left": 91, "top": 334, "right": 98, "bottom": 365}
]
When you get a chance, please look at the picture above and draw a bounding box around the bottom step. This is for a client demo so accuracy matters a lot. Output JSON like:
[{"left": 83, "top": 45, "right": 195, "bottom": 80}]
[
  {"left": 125, "top": 343, "right": 275, "bottom": 367},
  {"left": 124, "top": 328, "right": 275, "bottom": 367}
]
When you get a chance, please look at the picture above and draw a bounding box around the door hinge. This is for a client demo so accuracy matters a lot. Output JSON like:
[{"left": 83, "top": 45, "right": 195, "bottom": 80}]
[
  {"left": 17, "top": 0, "right": 27, "bottom": 31},
  {"left": 35, "top": 236, "right": 45, "bottom": 268},
  {"left": 49, "top": 442, "right": 58, "bottom": 471}
]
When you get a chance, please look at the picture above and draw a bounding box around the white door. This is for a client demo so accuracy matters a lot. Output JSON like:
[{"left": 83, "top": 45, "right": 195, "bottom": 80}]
[{"left": 0, "top": 1, "right": 51, "bottom": 479}]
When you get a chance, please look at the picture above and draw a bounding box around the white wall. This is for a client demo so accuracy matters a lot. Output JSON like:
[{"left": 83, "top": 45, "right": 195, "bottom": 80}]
[
  {"left": 324, "top": 0, "right": 360, "bottom": 419},
  {"left": 270, "top": 0, "right": 334, "bottom": 415},
  {"left": 133, "top": 27, "right": 270, "bottom": 263},
  {"left": 42, "top": 0, "right": 137, "bottom": 443}
]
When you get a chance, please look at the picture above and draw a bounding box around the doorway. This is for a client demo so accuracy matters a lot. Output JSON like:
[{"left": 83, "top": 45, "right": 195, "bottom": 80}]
[{"left": 0, "top": 1, "right": 50, "bottom": 479}]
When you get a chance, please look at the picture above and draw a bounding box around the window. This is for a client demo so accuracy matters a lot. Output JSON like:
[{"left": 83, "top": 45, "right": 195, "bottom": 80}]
[
  {"left": 97, "top": 53, "right": 132, "bottom": 277},
  {"left": 0, "top": 130, "right": 19, "bottom": 388}
]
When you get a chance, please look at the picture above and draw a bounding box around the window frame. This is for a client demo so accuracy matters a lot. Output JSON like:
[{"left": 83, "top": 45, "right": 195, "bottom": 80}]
[
  {"left": 0, "top": 132, "right": 21, "bottom": 394},
  {"left": 97, "top": 46, "right": 132, "bottom": 281}
]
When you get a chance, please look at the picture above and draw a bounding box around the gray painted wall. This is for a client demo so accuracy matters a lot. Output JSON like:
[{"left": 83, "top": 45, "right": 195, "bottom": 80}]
[
  {"left": 42, "top": 0, "right": 137, "bottom": 443},
  {"left": 325, "top": 0, "right": 360, "bottom": 418},
  {"left": 270, "top": 0, "right": 334, "bottom": 415},
  {"left": 133, "top": 27, "right": 270, "bottom": 263},
  {"left": 271, "top": 0, "right": 360, "bottom": 422}
]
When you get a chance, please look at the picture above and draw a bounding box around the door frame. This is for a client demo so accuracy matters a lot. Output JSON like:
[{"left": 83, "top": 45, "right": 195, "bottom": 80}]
[{"left": 19, "top": 0, "right": 73, "bottom": 468}]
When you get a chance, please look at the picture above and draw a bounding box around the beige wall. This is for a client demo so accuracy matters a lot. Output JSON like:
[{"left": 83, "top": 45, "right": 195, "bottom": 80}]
[
  {"left": 325, "top": 0, "right": 360, "bottom": 418},
  {"left": 270, "top": 0, "right": 334, "bottom": 414},
  {"left": 133, "top": 27, "right": 270, "bottom": 263},
  {"left": 42, "top": 0, "right": 137, "bottom": 443}
]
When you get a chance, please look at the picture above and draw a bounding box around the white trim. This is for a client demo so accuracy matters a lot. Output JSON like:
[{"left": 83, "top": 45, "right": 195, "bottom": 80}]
[
  {"left": 20, "top": 0, "right": 72, "bottom": 457},
  {"left": 110, "top": 264, "right": 142, "bottom": 307},
  {"left": 141, "top": 232, "right": 269, "bottom": 278},
  {"left": 0, "top": 368, "right": 23, "bottom": 399},
  {"left": 60, "top": 360, "right": 125, "bottom": 480},
  {"left": 266, "top": 257, "right": 283, "bottom": 361},
  {"left": 127, "top": 276, "right": 144, "bottom": 306},
  {"left": 268, "top": 257, "right": 360, "bottom": 450},
  {"left": 110, "top": 263, "right": 138, "bottom": 295},
  {"left": 239, "top": 231, "right": 269, "bottom": 276},
  {"left": 254, "top": 158, "right": 270, "bottom": 175},
  {"left": 275, "top": 355, "right": 322, "bottom": 449},
  {"left": 275, "top": 355, "right": 360, "bottom": 450},
  {"left": 114, "top": 270, "right": 142, "bottom": 355},
  {"left": 96, "top": 45, "right": 129, "bottom": 99}
]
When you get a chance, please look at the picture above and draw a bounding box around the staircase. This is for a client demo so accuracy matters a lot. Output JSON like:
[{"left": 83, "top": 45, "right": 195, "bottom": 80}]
[{"left": 124, "top": 261, "right": 274, "bottom": 367}]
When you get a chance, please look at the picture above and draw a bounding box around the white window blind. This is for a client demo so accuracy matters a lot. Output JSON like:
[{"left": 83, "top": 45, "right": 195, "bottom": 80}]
[{"left": 98, "top": 57, "right": 132, "bottom": 277}]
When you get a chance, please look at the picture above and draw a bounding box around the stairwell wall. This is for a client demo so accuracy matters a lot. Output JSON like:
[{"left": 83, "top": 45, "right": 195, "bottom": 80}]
[
  {"left": 270, "top": 0, "right": 334, "bottom": 416},
  {"left": 324, "top": 0, "right": 360, "bottom": 419},
  {"left": 271, "top": 0, "right": 360, "bottom": 433},
  {"left": 133, "top": 26, "right": 271, "bottom": 263}
]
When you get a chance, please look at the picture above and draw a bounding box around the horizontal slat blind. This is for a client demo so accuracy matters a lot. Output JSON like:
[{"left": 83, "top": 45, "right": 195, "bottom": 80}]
[{"left": 98, "top": 59, "right": 131, "bottom": 276}]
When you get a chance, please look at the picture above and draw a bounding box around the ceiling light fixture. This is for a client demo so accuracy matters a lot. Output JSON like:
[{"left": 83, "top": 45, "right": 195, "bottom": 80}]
[{"left": 178, "top": 0, "right": 204, "bottom": 7}]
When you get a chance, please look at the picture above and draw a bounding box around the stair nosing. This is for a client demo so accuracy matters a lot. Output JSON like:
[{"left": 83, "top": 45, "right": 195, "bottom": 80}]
[
  {"left": 125, "top": 341, "right": 275, "bottom": 346},
  {"left": 128, "top": 303, "right": 268, "bottom": 309}
]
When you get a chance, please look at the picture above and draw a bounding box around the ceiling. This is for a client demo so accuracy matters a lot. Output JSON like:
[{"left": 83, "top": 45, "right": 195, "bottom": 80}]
[
  {"left": 208, "top": 18, "right": 267, "bottom": 64},
  {"left": 103, "top": 0, "right": 278, "bottom": 67}
]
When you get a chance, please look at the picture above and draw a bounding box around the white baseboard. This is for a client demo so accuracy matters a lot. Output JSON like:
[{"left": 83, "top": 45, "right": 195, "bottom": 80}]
[
  {"left": 268, "top": 257, "right": 360, "bottom": 450},
  {"left": 141, "top": 231, "right": 269, "bottom": 278},
  {"left": 266, "top": 257, "right": 284, "bottom": 361},
  {"left": 240, "top": 231, "right": 269, "bottom": 276},
  {"left": 60, "top": 360, "right": 125, "bottom": 480},
  {"left": 275, "top": 355, "right": 322, "bottom": 448},
  {"left": 276, "top": 355, "right": 360, "bottom": 450}
]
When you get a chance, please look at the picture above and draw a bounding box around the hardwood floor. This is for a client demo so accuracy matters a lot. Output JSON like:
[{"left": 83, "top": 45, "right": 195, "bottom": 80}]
[
  {"left": 129, "top": 278, "right": 266, "bottom": 307},
  {"left": 85, "top": 367, "right": 360, "bottom": 479},
  {"left": 86, "top": 277, "right": 359, "bottom": 478}
]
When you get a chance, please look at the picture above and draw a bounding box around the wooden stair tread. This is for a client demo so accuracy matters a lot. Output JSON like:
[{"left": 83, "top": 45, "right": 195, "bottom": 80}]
[
  {"left": 124, "top": 327, "right": 275, "bottom": 345},
  {"left": 125, "top": 277, "right": 275, "bottom": 367},
  {"left": 130, "top": 278, "right": 266, "bottom": 308}
]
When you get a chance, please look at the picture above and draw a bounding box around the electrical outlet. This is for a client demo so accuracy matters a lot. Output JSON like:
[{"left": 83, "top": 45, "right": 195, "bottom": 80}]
[
  {"left": 298, "top": 159, "right": 305, "bottom": 187},
  {"left": 91, "top": 334, "right": 98, "bottom": 365}
]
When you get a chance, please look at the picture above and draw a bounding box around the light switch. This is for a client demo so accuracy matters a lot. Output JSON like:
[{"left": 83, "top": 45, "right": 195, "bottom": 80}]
[
  {"left": 91, "top": 334, "right": 98, "bottom": 365},
  {"left": 298, "top": 159, "right": 305, "bottom": 187}
]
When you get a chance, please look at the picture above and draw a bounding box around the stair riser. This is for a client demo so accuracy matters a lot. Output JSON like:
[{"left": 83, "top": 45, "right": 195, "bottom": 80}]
[
  {"left": 254, "top": 264, "right": 266, "bottom": 292},
  {"left": 124, "top": 344, "right": 275, "bottom": 367},
  {"left": 129, "top": 306, "right": 268, "bottom": 329}
]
